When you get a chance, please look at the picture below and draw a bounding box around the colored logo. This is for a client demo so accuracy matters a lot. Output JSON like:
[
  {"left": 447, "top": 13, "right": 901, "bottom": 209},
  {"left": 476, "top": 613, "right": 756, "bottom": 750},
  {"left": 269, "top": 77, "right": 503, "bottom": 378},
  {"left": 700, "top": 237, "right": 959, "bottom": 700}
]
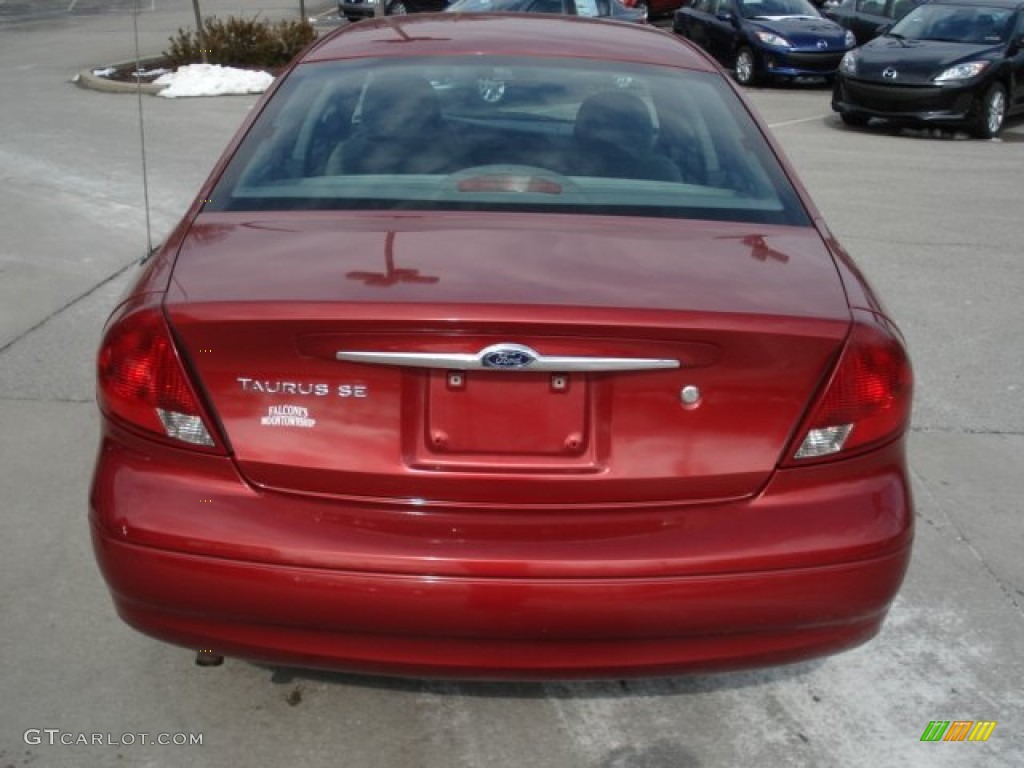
[
  {"left": 920, "top": 721, "right": 997, "bottom": 742},
  {"left": 480, "top": 344, "right": 537, "bottom": 370}
]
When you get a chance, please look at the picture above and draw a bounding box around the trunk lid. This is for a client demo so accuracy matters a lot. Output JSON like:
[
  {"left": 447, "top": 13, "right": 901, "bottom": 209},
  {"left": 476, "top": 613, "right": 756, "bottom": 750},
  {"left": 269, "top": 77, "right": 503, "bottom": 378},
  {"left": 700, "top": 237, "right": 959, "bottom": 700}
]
[{"left": 166, "top": 211, "right": 849, "bottom": 505}]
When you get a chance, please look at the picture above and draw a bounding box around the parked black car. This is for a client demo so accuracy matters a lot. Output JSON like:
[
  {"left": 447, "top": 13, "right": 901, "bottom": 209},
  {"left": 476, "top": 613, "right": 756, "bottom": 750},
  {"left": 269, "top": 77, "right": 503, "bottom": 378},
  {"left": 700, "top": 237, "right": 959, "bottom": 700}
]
[
  {"left": 674, "top": 0, "right": 857, "bottom": 85},
  {"left": 824, "top": 0, "right": 927, "bottom": 43},
  {"left": 339, "top": 0, "right": 447, "bottom": 22},
  {"left": 832, "top": 0, "right": 1024, "bottom": 137}
]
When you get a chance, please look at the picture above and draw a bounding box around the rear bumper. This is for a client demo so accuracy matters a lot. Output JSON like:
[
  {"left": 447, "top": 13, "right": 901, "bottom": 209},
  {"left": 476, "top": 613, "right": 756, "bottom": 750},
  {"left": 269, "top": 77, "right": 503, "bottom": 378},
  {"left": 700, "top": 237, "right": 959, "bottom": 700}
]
[
  {"left": 339, "top": 0, "right": 380, "bottom": 18},
  {"left": 96, "top": 532, "right": 906, "bottom": 679},
  {"left": 90, "top": 423, "right": 913, "bottom": 679},
  {"left": 339, "top": 0, "right": 445, "bottom": 16}
]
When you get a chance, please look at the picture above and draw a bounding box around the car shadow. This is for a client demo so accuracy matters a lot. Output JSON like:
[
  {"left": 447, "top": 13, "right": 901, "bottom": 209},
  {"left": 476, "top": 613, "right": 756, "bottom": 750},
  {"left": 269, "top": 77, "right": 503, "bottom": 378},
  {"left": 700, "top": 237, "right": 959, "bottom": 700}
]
[
  {"left": 741, "top": 77, "right": 836, "bottom": 91},
  {"left": 825, "top": 111, "right": 1024, "bottom": 141},
  {"left": 252, "top": 656, "right": 825, "bottom": 699}
]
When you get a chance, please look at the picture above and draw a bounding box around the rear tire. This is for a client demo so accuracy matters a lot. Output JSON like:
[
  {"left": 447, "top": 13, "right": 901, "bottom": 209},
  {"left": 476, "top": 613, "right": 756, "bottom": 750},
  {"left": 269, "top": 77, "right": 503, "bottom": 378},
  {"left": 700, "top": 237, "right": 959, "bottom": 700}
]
[
  {"left": 972, "top": 83, "right": 1006, "bottom": 139},
  {"left": 733, "top": 47, "right": 758, "bottom": 87},
  {"left": 387, "top": 0, "right": 408, "bottom": 13}
]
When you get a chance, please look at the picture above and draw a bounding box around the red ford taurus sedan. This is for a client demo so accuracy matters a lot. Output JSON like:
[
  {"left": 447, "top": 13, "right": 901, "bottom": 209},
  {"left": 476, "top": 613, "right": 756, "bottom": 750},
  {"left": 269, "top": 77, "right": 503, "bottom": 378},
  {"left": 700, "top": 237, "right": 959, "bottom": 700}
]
[{"left": 91, "top": 14, "right": 913, "bottom": 679}]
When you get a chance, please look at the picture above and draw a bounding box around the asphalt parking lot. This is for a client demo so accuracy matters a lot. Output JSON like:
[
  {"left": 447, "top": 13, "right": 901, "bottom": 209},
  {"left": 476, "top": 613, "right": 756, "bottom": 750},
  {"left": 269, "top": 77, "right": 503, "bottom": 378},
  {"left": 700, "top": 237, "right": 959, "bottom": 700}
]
[{"left": 1, "top": 2, "right": 1022, "bottom": 767}]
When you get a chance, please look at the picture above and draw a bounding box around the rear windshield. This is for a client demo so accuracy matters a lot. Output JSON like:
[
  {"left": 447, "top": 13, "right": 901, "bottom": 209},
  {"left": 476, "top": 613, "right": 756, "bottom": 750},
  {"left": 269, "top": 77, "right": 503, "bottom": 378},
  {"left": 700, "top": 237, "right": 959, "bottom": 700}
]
[{"left": 207, "top": 56, "right": 810, "bottom": 226}]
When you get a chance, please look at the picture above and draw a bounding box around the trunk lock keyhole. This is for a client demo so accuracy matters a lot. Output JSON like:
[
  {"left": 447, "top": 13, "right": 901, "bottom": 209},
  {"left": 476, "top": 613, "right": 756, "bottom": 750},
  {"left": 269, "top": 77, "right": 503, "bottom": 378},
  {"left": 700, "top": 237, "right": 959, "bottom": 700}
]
[{"left": 680, "top": 385, "right": 701, "bottom": 407}]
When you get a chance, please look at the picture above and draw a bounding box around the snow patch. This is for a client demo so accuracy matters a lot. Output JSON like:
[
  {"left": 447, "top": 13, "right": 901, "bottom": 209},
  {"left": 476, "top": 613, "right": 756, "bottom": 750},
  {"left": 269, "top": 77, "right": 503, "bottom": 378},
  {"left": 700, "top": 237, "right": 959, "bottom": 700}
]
[
  {"left": 92, "top": 67, "right": 116, "bottom": 77},
  {"left": 134, "top": 67, "right": 171, "bottom": 79},
  {"left": 154, "top": 64, "right": 274, "bottom": 99}
]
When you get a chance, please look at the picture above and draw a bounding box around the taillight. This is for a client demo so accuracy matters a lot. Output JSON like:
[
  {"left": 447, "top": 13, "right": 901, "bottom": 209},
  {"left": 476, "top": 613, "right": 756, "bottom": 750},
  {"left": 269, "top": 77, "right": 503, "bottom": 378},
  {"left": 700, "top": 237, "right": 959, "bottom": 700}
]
[
  {"left": 786, "top": 315, "right": 912, "bottom": 465},
  {"left": 97, "top": 304, "right": 222, "bottom": 451}
]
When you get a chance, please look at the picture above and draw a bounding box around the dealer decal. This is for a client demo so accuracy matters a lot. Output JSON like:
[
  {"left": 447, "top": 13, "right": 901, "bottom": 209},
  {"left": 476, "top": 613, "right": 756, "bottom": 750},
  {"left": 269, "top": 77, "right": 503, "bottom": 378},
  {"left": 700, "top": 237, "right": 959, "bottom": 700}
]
[{"left": 261, "top": 405, "right": 316, "bottom": 428}]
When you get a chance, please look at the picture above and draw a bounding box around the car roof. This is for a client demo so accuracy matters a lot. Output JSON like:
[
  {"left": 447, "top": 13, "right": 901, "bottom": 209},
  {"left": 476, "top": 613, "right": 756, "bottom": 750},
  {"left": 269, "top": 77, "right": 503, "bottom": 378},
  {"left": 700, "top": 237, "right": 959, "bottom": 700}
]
[{"left": 302, "top": 14, "right": 718, "bottom": 73}]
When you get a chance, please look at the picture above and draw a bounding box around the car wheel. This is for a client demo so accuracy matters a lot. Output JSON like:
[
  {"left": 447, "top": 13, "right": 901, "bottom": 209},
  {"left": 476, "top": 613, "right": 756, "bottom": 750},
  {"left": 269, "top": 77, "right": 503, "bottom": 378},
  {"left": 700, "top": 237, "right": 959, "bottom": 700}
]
[
  {"left": 733, "top": 47, "right": 758, "bottom": 87},
  {"left": 387, "top": 0, "right": 408, "bottom": 13},
  {"left": 972, "top": 83, "right": 1006, "bottom": 139},
  {"left": 840, "top": 112, "right": 869, "bottom": 127}
]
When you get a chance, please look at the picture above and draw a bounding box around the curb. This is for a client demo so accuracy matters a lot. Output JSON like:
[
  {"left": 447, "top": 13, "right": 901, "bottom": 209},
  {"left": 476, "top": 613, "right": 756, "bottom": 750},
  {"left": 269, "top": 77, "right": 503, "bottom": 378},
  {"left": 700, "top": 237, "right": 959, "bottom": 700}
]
[
  {"left": 75, "top": 57, "right": 168, "bottom": 95},
  {"left": 73, "top": 19, "right": 345, "bottom": 97}
]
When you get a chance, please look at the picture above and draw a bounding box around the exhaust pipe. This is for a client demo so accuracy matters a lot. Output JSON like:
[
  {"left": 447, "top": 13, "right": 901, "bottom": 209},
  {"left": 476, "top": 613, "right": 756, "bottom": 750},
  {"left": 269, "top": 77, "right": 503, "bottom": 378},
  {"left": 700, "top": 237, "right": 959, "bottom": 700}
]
[{"left": 195, "top": 650, "right": 224, "bottom": 667}]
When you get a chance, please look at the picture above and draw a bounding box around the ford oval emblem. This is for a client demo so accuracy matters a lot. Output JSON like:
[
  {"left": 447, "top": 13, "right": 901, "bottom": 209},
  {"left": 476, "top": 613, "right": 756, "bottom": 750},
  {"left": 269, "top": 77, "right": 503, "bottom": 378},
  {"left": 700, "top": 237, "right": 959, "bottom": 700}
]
[{"left": 480, "top": 344, "right": 537, "bottom": 370}]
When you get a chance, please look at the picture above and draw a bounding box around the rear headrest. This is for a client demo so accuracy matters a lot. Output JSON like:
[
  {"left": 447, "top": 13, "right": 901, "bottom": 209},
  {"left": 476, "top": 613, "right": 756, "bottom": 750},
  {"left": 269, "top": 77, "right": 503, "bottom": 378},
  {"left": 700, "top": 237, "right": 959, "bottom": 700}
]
[
  {"left": 359, "top": 74, "right": 443, "bottom": 137},
  {"left": 574, "top": 91, "right": 655, "bottom": 149}
]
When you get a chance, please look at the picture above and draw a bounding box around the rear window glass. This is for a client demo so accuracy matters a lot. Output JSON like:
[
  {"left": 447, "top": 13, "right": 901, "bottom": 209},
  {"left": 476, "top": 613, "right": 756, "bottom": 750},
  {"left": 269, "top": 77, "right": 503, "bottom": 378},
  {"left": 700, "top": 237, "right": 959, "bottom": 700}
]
[{"left": 207, "top": 56, "right": 810, "bottom": 226}]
